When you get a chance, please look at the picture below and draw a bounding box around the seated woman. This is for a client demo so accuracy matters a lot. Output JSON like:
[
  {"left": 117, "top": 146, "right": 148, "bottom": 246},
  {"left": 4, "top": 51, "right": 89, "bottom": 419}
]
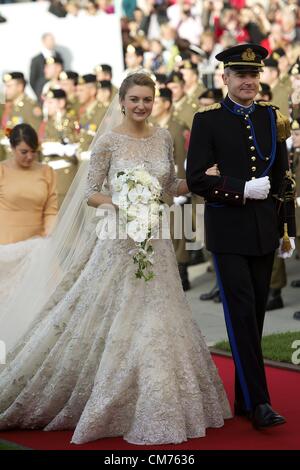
[
  {"left": 0, "top": 123, "right": 58, "bottom": 245},
  {"left": 0, "top": 123, "right": 58, "bottom": 307}
]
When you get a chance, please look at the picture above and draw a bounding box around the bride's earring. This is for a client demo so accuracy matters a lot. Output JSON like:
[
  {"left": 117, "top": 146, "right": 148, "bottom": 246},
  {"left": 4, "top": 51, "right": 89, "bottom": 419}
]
[{"left": 121, "top": 106, "right": 126, "bottom": 115}]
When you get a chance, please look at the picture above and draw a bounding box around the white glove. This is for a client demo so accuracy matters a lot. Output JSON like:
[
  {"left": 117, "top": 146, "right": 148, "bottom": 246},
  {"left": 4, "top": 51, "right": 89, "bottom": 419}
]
[
  {"left": 278, "top": 237, "right": 295, "bottom": 259},
  {"left": 173, "top": 196, "right": 188, "bottom": 206},
  {"left": 244, "top": 176, "right": 270, "bottom": 200}
]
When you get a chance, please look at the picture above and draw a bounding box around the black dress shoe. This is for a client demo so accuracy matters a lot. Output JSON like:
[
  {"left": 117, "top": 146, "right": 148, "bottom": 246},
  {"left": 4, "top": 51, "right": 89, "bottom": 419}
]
[
  {"left": 252, "top": 403, "right": 286, "bottom": 429},
  {"left": 188, "top": 248, "right": 206, "bottom": 266},
  {"left": 266, "top": 289, "right": 284, "bottom": 311},
  {"left": 200, "top": 284, "right": 219, "bottom": 301},
  {"left": 213, "top": 292, "right": 222, "bottom": 303},
  {"left": 293, "top": 311, "right": 300, "bottom": 320},
  {"left": 291, "top": 279, "right": 300, "bottom": 288}
]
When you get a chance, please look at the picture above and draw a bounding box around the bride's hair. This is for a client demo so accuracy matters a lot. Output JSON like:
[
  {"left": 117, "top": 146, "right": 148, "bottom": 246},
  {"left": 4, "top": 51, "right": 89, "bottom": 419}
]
[{"left": 119, "top": 73, "right": 156, "bottom": 100}]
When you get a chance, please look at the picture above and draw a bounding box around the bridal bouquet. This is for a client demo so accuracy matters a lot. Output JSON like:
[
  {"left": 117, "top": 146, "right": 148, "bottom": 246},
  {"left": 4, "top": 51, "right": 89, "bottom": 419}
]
[{"left": 112, "top": 166, "right": 163, "bottom": 281}]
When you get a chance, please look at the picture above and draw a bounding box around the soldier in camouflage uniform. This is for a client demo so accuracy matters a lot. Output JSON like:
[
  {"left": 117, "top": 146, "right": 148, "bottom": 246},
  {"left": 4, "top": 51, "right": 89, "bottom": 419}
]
[
  {"left": 0, "top": 72, "right": 42, "bottom": 161},
  {"left": 39, "top": 88, "right": 80, "bottom": 207}
]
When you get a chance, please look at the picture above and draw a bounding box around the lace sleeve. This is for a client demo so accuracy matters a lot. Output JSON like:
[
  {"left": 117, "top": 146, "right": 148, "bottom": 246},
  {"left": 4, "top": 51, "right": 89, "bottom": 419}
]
[
  {"left": 85, "top": 134, "right": 112, "bottom": 201},
  {"left": 163, "top": 130, "right": 185, "bottom": 197}
]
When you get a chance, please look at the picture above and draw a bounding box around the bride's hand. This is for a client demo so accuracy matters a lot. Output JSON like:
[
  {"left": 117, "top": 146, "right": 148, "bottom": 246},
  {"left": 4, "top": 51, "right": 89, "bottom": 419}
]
[{"left": 205, "top": 164, "right": 220, "bottom": 176}]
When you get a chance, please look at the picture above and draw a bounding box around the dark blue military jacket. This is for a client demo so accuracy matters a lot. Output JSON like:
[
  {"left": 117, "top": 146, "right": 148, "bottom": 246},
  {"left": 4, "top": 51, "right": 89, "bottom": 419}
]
[{"left": 186, "top": 95, "right": 295, "bottom": 255}]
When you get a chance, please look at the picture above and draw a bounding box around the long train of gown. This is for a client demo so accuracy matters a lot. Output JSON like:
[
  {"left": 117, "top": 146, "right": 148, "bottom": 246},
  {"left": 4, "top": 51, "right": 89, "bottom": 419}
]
[{"left": 0, "top": 128, "right": 232, "bottom": 445}]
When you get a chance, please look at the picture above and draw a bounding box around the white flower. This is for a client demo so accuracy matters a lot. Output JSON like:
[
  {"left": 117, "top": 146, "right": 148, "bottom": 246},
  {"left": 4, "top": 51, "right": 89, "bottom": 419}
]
[
  {"left": 128, "top": 185, "right": 152, "bottom": 204},
  {"left": 134, "top": 169, "right": 153, "bottom": 186},
  {"left": 127, "top": 220, "right": 148, "bottom": 243}
]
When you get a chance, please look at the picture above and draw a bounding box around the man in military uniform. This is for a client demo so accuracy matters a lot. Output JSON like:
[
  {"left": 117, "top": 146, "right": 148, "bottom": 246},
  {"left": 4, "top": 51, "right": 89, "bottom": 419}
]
[
  {"left": 166, "top": 71, "right": 197, "bottom": 130},
  {"left": 198, "top": 88, "right": 224, "bottom": 107},
  {"left": 41, "top": 56, "right": 64, "bottom": 98},
  {"left": 0, "top": 72, "right": 42, "bottom": 160},
  {"left": 76, "top": 74, "right": 107, "bottom": 158},
  {"left": 179, "top": 60, "right": 206, "bottom": 107},
  {"left": 40, "top": 88, "right": 79, "bottom": 207},
  {"left": 58, "top": 70, "right": 80, "bottom": 115},
  {"left": 97, "top": 80, "right": 114, "bottom": 108},
  {"left": 151, "top": 87, "right": 191, "bottom": 290},
  {"left": 94, "top": 64, "right": 118, "bottom": 99},
  {"left": 187, "top": 44, "right": 295, "bottom": 429},
  {"left": 260, "top": 56, "right": 292, "bottom": 118},
  {"left": 289, "top": 118, "right": 300, "bottom": 320}
]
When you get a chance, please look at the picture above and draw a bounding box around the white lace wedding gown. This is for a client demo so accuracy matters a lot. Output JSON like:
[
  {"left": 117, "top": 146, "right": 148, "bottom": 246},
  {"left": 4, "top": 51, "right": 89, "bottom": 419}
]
[{"left": 0, "top": 128, "right": 231, "bottom": 445}]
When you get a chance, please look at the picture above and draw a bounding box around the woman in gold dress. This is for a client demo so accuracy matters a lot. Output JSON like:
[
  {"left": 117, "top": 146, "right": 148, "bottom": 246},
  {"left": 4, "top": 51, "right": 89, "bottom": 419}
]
[{"left": 0, "top": 124, "right": 58, "bottom": 244}]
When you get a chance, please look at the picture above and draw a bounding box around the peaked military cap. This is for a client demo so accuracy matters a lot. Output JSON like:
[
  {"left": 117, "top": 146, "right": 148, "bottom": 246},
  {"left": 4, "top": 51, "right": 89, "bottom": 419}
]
[
  {"left": 46, "top": 88, "right": 67, "bottom": 99},
  {"left": 263, "top": 57, "right": 279, "bottom": 69},
  {"left": 198, "top": 88, "right": 223, "bottom": 102},
  {"left": 59, "top": 70, "right": 79, "bottom": 84},
  {"left": 78, "top": 74, "right": 97, "bottom": 85},
  {"left": 94, "top": 64, "right": 112, "bottom": 74},
  {"left": 272, "top": 47, "right": 286, "bottom": 61},
  {"left": 154, "top": 73, "right": 167, "bottom": 85},
  {"left": 156, "top": 87, "right": 172, "bottom": 102},
  {"left": 216, "top": 43, "right": 268, "bottom": 72},
  {"left": 3, "top": 72, "right": 26, "bottom": 83},
  {"left": 126, "top": 44, "right": 144, "bottom": 57},
  {"left": 98, "top": 80, "right": 112, "bottom": 90},
  {"left": 166, "top": 71, "right": 184, "bottom": 84},
  {"left": 179, "top": 60, "right": 198, "bottom": 71},
  {"left": 291, "top": 119, "right": 300, "bottom": 131},
  {"left": 45, "top": 56, "right": 63, "bottom": 65},
  {"left": 259, "top": 82, "right": 272, "bottom": 95}
]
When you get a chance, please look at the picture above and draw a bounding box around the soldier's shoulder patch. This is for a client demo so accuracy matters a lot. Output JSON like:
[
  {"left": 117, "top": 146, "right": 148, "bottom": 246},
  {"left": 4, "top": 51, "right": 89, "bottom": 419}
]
[
  {"left": 197, "top": 103, "right": 221, "bottom": 114},
  {"left": 256, "top": 101, "right": 279, "bottom": 110}
]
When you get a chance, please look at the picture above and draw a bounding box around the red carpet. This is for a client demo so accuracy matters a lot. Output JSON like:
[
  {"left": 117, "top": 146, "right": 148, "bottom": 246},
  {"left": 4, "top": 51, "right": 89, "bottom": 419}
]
[{"left": 0, "top": 355, "right": 299, "bottom": 450}]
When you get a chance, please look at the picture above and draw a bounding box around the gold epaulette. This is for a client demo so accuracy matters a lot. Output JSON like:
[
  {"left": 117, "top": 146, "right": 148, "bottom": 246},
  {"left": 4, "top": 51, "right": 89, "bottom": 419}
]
[
  {"left": 256, "top": 102, "right": 290, "bottom": 141},
  {"left": 275, "top": 109, "right": 291, "bottom": 142},
  {"left": 198, "top": 103, "right": 221, "bottom": 113},
  {"left": 255, "top": 101, "right": 279, "bottom": 110}
]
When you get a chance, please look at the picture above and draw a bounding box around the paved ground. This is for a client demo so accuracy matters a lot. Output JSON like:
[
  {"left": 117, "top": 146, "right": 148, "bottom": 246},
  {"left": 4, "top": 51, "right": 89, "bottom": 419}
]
[{"left": 186, "top": 255, "right": 300, "bottom": 346}]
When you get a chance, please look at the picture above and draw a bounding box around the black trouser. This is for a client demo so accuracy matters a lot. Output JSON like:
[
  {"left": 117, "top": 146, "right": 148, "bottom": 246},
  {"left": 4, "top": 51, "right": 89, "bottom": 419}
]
[{"left": 213, "top": 252, "right": 275, "bottom": 411}]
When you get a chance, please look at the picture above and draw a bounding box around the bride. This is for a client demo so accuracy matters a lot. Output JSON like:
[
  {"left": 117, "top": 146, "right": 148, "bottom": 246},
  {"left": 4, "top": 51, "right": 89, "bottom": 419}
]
[{"left": 0, "top": 73, "right": 231, "bottom": 445}]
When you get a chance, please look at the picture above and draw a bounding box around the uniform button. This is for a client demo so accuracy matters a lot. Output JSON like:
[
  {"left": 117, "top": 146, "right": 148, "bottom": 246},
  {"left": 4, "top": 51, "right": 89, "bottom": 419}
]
[
  {"left": 250, "top": 146, "right": 255, "bottom": 151},
  {"left": 214, "top": 190, "right": 219, "bottom": 194},
  {"left": 235, "top": 195, "right": 239, "bottom": 199},
  {"left": 251, "top": 156, "right": 256, "bottom": 161},
  {"left": 248, "top": 135, "right": 253, "bottom": 140},
  {"left": 266, "top": 157, "right": 270, "bottom": 161},
  {"left": 225, "top": 193, "right": 229, "bottom": 197},
  {"left": 245, "top": 114, "right": 249, "bottom": 119},
  {"left": 251, "top": 176, "right": 256, "bottom": 180},
  {"left": 246, "top": 125, "right": 251, "bottom": 129},
  {"left": 251, "top": 166, "right": 256, "bottom": 172},
  {"left": 64, "top": 169, "right": 70, "bottom": 174}
]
